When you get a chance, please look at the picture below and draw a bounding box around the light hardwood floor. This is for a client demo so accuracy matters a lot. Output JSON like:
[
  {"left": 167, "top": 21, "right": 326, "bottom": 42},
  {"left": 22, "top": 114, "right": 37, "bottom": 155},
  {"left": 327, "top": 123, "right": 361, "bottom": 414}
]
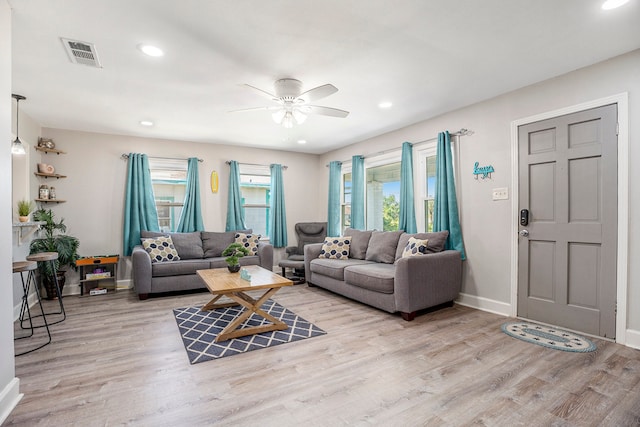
[{"left": 7, "top": 285, "right": 640, "bottom": 426}]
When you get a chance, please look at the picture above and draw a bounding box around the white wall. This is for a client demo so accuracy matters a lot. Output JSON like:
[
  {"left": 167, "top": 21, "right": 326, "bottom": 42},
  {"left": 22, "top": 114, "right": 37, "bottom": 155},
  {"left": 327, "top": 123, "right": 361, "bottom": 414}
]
[
  {"left": 32, "top": 129, "right": 324, "bottom": 288},
  {"left": 319, "top": 49, "right": 640, "bottom": 334},
  {"left": 1, "top": 1, "right": 23, "bottom": 423}
]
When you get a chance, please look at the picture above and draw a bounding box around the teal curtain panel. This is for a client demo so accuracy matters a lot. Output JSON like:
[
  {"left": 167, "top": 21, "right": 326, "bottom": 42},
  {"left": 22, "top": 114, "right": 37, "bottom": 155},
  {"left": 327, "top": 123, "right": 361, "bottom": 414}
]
[
  {"left": 123, "top": 153, "right": 160, "bottom": 256},
  {"left": 351, "top": 155, "right": 365, "bottom": 230},
  {"left": 434, "top": 131, "right": 466, "bottom": 259},
  {"left": 399, "top": 141, "right": 417, "bottom": 233},
  {"left": 176, "top": 157, "right": 204, "bottom": 232},
  {"left": 327, "top": 161, "right": 342, "bottom": 237},
  {"left": 225, "top": 160, "right": 247, "bottom": 231},
  {"left": 270, "top": 164, "right": 288, "bottom": 247}
]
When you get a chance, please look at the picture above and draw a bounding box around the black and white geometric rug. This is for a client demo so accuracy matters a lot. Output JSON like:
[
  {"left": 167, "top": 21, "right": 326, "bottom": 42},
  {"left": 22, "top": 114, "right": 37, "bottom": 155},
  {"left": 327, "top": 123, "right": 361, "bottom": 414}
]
[
  {"left": 501, "top": 321, "right": 597, "bottom": 352},
  {"left": 173, "top": 300, "right": 327, "bottom": 364}
]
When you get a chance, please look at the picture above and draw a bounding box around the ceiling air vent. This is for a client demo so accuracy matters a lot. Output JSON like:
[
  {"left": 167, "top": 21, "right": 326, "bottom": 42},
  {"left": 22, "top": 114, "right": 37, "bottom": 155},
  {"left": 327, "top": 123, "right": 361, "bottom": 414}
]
[{"left": 61, "top": 38, "right": 102, "bottom": 68}]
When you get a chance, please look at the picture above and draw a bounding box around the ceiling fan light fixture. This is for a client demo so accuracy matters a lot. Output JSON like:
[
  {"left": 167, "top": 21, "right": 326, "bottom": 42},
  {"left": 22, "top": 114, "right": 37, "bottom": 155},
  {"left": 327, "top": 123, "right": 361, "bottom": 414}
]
[
  {"left": 272, "top": 110, "right": 286, "bottom": 124},
  {"left": 282, "top": 112, "right": 294, "bottom": 129},
  {"left": 292, "top": 109, "right": 307, "bottom": 125}
]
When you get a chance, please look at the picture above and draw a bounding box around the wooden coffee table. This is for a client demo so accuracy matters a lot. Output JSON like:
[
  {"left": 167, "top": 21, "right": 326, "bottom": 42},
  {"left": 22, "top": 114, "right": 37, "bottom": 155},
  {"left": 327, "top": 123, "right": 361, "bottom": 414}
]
[{"left": 196, "top": 265, "right": 293, "bottom": 342}]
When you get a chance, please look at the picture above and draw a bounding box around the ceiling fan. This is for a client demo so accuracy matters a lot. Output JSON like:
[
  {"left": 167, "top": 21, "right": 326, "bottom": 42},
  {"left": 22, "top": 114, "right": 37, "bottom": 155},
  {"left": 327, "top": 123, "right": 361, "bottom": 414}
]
[{"left": 230, "top": 78, "right": 349, "bottom": 128}]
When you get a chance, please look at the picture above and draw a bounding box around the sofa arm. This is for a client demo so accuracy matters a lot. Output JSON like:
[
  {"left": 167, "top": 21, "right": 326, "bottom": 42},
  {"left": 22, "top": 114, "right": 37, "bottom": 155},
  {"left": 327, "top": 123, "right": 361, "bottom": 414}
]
[
  {"left": 394, "top": 250, "right": 462, "bottom": 314},
  {"left": 257, "top": 241, "right": 274, "bottom": 271},
  {"left": 304, "top": 243, "right": 324, "bottom": 283},
  {"left": 132, "top": 245, "right": 152, "bottom": 299},
  {"left": 285, "top": 246, "right": 299, "bottom": 256}
]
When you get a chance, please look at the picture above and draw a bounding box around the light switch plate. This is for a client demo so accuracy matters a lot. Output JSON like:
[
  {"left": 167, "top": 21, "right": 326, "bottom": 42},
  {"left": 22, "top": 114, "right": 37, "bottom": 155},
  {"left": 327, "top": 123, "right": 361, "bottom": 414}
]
[{"left": 492, "top": 187, "right": 509, "bottom": 200}]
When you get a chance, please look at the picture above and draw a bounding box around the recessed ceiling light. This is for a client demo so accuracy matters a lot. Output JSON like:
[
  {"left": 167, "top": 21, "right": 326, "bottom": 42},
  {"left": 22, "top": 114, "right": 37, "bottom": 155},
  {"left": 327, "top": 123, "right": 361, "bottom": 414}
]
[
  {"left": 138, "top": 44, "right": 164, "bottom": 57},
  {"left": 297, "top": 139, "right": 307, "bottom": 144},
  {"left": 602, "top": 0, "right": 629, "bottom": 9},
  {"left": 378, "top": 101, "right": 393, "bottom": 109},
  {"left": 139, "top": 120, "right": 154, "bottom": 126}
]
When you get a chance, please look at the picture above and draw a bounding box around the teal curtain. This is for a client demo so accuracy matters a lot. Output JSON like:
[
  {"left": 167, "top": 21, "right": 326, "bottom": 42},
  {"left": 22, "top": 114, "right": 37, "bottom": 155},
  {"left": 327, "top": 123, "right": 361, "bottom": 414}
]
[
  {"left": 327, "top": 161, "right": 342, "bottom": 236},
  {"left": 399, "top": 142, "right": 417, "bottom": 233},
  {"left": 225, "top": 160, "right": 247, "bottom": 231},
  {"left": 269, "top": 164, "right": 287, "bottom": 247},
  {"left": 123, "top": 153, "right": 159, "bottom": 256},
  {"left": 434, "top": 131, "right": 466, "bottom": 259},
  {"left": 351, "top": 155, "right": 365, "bottom": 230},
  {"left": 176, "top": 157, "right": 204, "bottom": 232}
]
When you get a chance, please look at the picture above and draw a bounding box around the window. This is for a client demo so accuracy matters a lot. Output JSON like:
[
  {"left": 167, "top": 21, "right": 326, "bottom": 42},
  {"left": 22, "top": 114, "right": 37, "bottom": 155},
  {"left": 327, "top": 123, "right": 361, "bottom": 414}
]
[
  {"left": 366, "top": 161, "right": 401, "bottom": 231},
  {"left": 423, "top": 154, "right": 437, "bottom": 232},
  {"left": 341, "top": 171, "right": 352, "bottom": 232},
  {"left": 239, "top": 164, "right": 271, "bottom": 237},
  {"left": 149, "top": 159, "right": 187, "bottom": 232}
]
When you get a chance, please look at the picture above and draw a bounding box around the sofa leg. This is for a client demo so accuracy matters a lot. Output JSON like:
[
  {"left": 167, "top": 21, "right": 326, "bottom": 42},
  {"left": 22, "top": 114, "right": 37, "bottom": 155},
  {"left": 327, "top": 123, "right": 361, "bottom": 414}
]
[
  {"left": 138, "top": 293, "right": 149, "bottom": 300},
  {"left": 307, "top": 282, "right": 315, "bottom": 288},
  {"left": 400, "top": 311, "right": 416, "bottom": 321}
]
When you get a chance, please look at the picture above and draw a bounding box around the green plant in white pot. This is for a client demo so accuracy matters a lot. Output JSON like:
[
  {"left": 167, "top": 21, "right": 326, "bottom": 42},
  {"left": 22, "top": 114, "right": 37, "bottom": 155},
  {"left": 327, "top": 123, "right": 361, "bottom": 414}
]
[{"left": 17, "top": 199, "right": 34, "bottom": 222}]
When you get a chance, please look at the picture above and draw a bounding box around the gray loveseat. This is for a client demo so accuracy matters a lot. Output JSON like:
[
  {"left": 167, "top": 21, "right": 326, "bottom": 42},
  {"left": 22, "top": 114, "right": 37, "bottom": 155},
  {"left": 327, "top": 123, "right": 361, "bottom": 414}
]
[
  {"left": 304, "top": 228, "right": 461, "bottom": 320},
  {"left": 132, "top": 230, "right": 273, "bottom": 300}
]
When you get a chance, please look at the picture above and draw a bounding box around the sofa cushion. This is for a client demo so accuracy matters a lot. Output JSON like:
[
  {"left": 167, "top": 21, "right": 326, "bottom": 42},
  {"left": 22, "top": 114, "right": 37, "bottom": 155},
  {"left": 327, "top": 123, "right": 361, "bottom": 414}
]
[
  {"left": 235, "top": 232, "right": 261, "bottom": 255},
  {"left": 310, "top": 258, "right": 373, "bottom": 281},
  {"left": 207, "top": 255, "right": 261, "bottom": 269},
  {"left": 141, "top": 235, "right": 180, "bottom": 263},
  {"left": 151, "top": 258, "right": 210, "bottom": 277},
  {"left": 319, "top": 236, "right": 351, "bottom": 259},
  {"left": 344, "top": 263, "right": 395, "bottom": 294},
  {"left": 365, "top": 230, "right": 403, "bottom": 264},
  {"left": 141, "top": 231, "right": 203, "bottom": 260},
  {"left": 395, "top": 231, "right": 450, "bottom": 260},
  {"left": 202, "top": 230, "right": 252, "bottom": 258},
  {"left": 402, "top": 237, "right": 429, "bottom": 258},
  {"left": 344, "top": 228, "right": 373, "bottom": 260}
]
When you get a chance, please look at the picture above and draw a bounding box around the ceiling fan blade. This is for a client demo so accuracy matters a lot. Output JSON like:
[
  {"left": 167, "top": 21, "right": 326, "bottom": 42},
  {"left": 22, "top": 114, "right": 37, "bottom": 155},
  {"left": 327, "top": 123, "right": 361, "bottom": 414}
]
[
  {"left": 228, "top": 106, "right": 280, "bottom": 113},
  {"left": 306, "top": 105, "right": 349, "bottom": 118},
  {"left": 298, "top": 84, "right": 338, "bottom": 103},
  {"left": 243, "top": 84, "right": 278, "bottom": 101}
]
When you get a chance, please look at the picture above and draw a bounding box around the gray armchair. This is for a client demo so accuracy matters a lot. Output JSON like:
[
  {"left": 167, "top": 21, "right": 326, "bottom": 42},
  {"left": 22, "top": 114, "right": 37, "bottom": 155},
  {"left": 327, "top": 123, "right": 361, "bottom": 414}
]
[{"left": 279, "top": 222, "right": 327, "bottom": 283}]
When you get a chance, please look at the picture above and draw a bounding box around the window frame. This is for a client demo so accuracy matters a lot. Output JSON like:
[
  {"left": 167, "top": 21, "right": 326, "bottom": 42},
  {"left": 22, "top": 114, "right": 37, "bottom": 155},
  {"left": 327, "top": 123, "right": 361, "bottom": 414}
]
[
  {"left": 149, "top": 158, "right": 188, "bottom": 233},
  {"left": 238, "top": 163, "right": 271, "bottom": 240}
]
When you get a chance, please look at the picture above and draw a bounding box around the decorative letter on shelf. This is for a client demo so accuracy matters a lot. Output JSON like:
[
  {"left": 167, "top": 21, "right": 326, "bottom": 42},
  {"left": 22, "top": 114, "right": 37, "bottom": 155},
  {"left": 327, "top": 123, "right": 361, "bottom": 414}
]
[{"left": 473, "top": 162, "right": 494, "bottom": 180}]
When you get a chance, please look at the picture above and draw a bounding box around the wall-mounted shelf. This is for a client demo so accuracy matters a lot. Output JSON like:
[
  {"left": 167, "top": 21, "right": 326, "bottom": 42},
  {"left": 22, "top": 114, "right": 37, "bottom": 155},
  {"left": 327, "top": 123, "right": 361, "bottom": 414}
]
[
  {"left": 35, "top": 146, "right": 66, "bottom": 155},
  {"left": 35, "top": 199, "right": 66, "bottom": 204},
  {"left": 13, "top": 221, "right": 46, "bottom": 245},
  {"left": 34, "top": 172, "right": 67, "bottom": 179}
]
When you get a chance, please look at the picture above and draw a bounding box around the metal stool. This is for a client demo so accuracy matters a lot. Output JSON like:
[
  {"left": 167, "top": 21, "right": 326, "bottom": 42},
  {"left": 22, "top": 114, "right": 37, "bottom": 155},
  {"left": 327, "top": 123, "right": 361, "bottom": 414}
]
[
  {"left": 14, "top": 260, "right": 51, "bottom": 356},
  {"left": 26, "top": 252, "right": 66, "bottom": 324}
]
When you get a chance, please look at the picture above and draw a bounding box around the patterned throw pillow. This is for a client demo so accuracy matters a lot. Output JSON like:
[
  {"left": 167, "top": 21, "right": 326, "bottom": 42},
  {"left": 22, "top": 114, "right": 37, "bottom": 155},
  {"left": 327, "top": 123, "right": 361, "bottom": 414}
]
[
  {"left": 235, "top": 232, "right": 261, "bottom": 255},
  {"left": 142, "top": 235, "right": 181, "bottom": 263},
  {"left": 318, "top": 236, "right": 351, "bottom": 260},
  {"left": 402, "top": 237, "right": 429, "bottom": 258}
]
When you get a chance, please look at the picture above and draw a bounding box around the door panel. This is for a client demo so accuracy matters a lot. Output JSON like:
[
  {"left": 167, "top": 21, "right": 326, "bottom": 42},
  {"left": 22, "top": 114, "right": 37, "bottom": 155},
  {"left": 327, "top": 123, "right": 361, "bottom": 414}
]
[{"left": 517, "top": 104, "right": 617, "bottom": 338}]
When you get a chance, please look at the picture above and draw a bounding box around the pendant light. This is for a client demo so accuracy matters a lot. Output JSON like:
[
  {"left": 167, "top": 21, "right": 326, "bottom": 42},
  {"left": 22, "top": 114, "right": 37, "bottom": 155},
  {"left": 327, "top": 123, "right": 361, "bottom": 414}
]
[{"left": 11, "top": 94, "right": 26, "bottom": 155}]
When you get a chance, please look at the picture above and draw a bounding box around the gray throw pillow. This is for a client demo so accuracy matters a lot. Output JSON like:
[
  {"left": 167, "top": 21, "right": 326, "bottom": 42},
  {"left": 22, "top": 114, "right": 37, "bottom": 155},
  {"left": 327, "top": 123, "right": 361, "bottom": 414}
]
[
  {"left": 344, "top": 228, "right": 373, "bottom": 260},
  {"left": 202, "top": 229, "right": 252, "bottom": 258},
  {"left": 395, "top": 230, "right": 450, "bottom": 260},
  {"left": 365, "top": 230, "right": 404, "bottom": 264},
  {"left": 140, "top": 231, "right": 203, "bottom": 260}
]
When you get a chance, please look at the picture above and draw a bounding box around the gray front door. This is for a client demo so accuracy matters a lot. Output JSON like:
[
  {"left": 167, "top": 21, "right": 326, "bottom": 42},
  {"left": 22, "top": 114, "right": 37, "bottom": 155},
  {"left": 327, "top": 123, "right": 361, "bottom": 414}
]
[{"left": 517, "top": 104, "right": 618, "bottom": 338}]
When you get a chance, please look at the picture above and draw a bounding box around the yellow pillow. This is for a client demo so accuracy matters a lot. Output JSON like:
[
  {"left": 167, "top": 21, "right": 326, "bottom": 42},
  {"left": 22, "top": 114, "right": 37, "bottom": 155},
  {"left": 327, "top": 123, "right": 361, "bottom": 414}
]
[
  {"left": 318, "top": 236, "right": 351, "bottom": 260},
  {"left": 234, "top": 232, "right": 261, "bottom": 255},
  {"left": 402, "top": 237, "right": 429, "bottom": 258},
  {"left": 142, "top": 235, "right": 180, "bottom": 263}
]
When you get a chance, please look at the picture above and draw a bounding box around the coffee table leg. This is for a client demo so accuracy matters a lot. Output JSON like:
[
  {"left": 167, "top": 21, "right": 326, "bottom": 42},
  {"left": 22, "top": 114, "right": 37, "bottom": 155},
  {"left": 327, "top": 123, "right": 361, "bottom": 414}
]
[
  {"left": 201, "top": 293, "right": 240, "bottom": 311},
  {"left": 215, "top": 287, "right": 287, "bottom": 342}
]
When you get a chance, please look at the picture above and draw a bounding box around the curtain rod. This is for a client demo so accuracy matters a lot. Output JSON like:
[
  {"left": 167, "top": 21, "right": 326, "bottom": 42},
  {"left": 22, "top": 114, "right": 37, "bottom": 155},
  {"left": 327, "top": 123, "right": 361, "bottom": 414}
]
[
  {"left": 121, "top": 154, "right": 203, "bottom": 162},
  {"left": 326, "top": 128, "right": 474, "bottom": 166},
  {"left": 226, "top": 161, "right": 288, "bottom": 170}
]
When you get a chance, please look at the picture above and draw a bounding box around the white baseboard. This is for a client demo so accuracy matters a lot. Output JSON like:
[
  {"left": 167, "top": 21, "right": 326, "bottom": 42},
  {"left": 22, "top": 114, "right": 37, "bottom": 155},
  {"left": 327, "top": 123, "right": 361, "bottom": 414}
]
[
  {"left": 625, "top": 329, "right": 640, "bottom": 350},
  {"left": 455, "top": 292, "right": 511, "bottom": 317},
  {"left": 0, "top": 378, "right": 22, "bottom": 425}
]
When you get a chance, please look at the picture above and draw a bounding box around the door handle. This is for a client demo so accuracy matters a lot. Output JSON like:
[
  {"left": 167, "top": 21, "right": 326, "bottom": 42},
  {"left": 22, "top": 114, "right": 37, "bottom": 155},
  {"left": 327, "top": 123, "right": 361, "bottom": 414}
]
[{"left": 519, "top": 229, "right": 529, "bottom": 237}]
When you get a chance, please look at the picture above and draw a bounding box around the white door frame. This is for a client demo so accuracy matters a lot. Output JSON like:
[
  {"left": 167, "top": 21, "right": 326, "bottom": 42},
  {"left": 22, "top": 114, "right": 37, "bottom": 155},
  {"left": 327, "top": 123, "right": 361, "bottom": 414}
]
[{"left": 509, "top": 92, "right": 629, "bottom": 344}]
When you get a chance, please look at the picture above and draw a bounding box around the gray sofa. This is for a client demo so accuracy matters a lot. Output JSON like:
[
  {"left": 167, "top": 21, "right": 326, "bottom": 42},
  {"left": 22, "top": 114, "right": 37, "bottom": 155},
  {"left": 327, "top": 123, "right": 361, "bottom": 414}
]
[
  {"left": 304, "top": 228, "right": 461, "bottom": 320},
  {"left": 132, "top": 230, "right": 273, "bottom": 300}
]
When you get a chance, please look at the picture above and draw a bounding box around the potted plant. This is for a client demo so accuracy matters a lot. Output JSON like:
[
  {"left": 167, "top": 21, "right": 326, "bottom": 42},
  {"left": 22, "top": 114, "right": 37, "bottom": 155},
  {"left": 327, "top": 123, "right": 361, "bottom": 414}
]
[
  {"left": 29, "top": 208, "right": 80, "bottom": 299},
  {"left": 17, "top": 199, "right": 34, "bottom": 222},
  {"left": 222, "top": 243, "right": 249, "bottom": 273}
]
